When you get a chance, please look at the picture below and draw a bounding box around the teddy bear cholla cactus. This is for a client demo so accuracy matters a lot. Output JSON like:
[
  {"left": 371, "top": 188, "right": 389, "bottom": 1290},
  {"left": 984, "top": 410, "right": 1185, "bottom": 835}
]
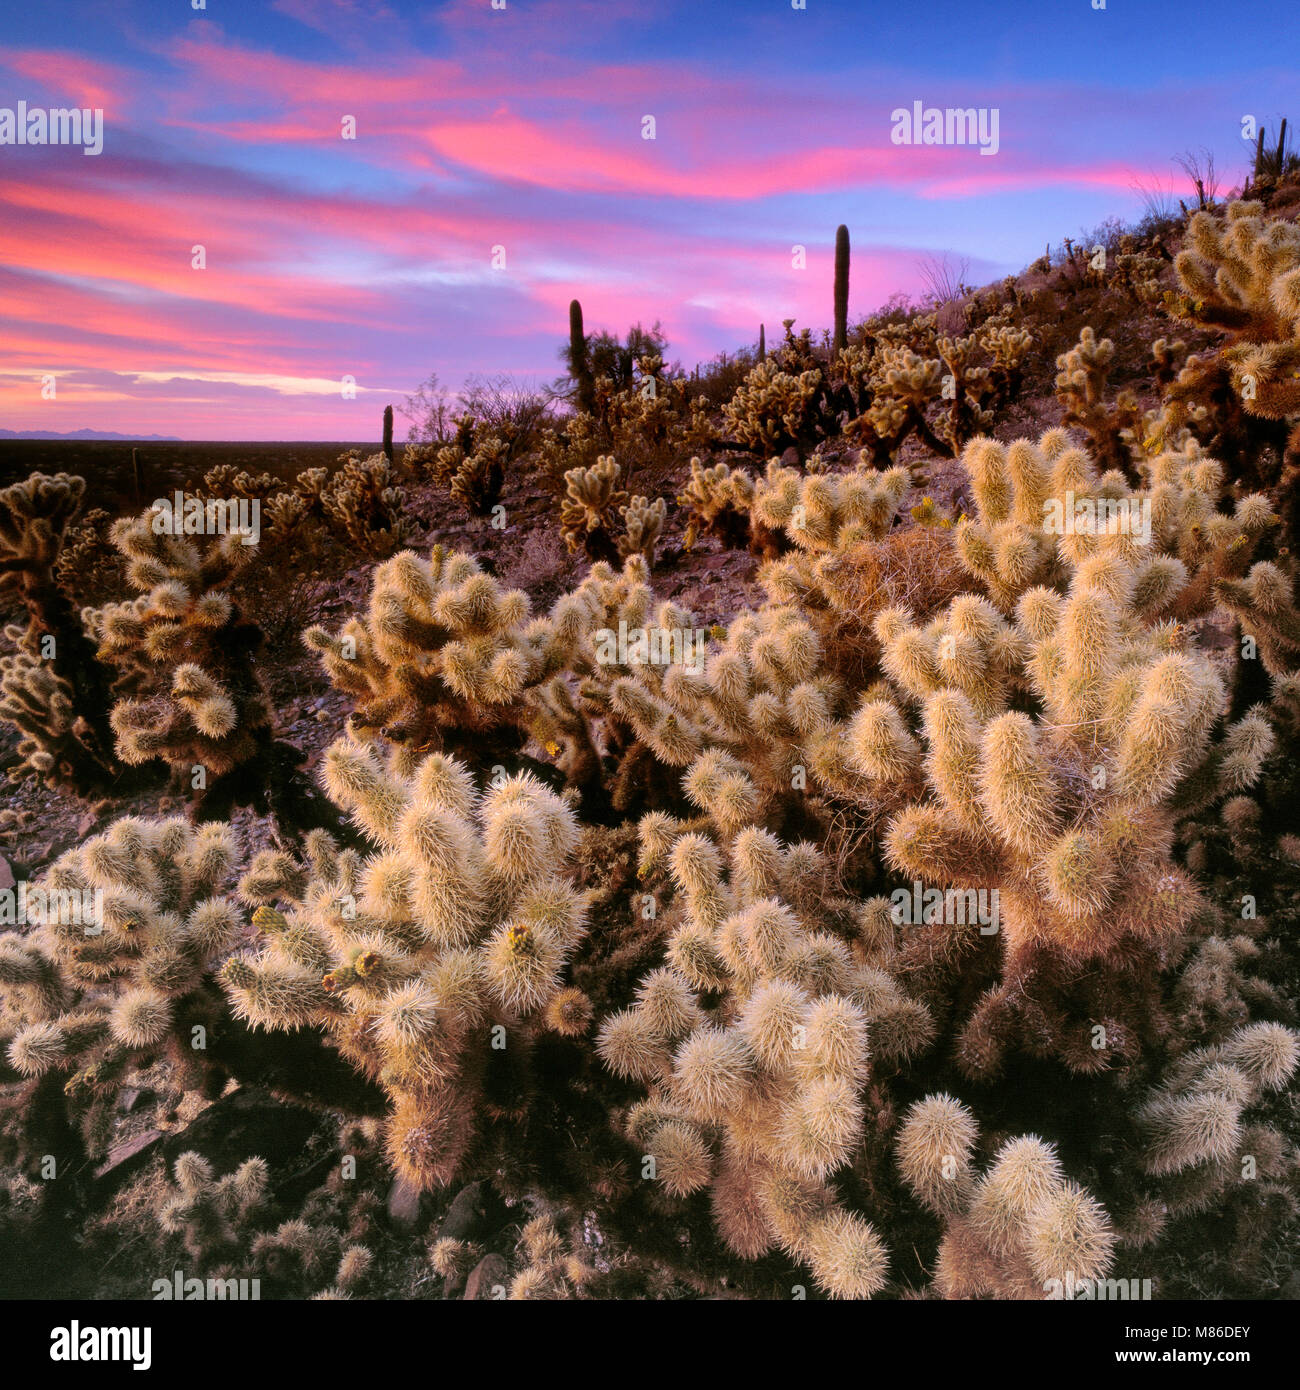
[
  {"left": 933, "top": 334, "right": 996, "bottom": 455},
  {"left": 678, "top": 457, "right": 756, "bottom": 550},
  {"left": 0, "top": 471, "right": 120, "bottom": 792},
  {"left": 1053, "top": 327, "right": 1141, "bottom": 475},
  {"left": 722, "top": 359, "right": 824, "bottom": 454},
  {"left": 568, "top": 583, "right": 848, "bottom": 819},
  {"left": 1173, "top": 200, "right": 1300, "bottom": 418},
  {"left": 83, "top": 513, "right": 273, "bottom": 789},
  {"left": 221, "top": 737, "right": 589, "bottom": 1192},
  {"left": 845, "top": 343, "right": 951, "bottom": 463},
  {"left": 0, "top": 816, "right": 241, "bottom": 1090},
  {"left": 825, "top": 522, "right": 1277, "bottom": 1074},
  {"left": 598, "top": 820, "right": 932, "bottom": 1299},
  {"left": 951, "top": 430, "right": 1278, "bottom": 620},
  {"left": 526, "top": 555, "right": 721, "bottom": 815},
  {"left": 617, "top": 494, "right": 666, "bottom": 566},
  {"left": 761, "top": 523, "right": 969, "bottom": 695},
  {"left": 897, "top": 1094, "right": 1116, "bottom": 1298},
  {"left": 1213, "top": 556, "right": 1300, "bottom": 677},
  {"left": 304, "top": 543, "right": 551, "bottom": 761},
  {"left": 156, "top": 1151, "right": 269, "bottom": 1263},
  {"left": 749, "top": 458, "right": 910, "bottom": 555},
  {"left": 559, "top": 455, "right": 629, "bottom": 563},
  {"left": 321, "top": 452, "right": 415, "bottom": 557},
  {"left": 1128, "top": 1022, "right": 1298, "bottom": 1235}
]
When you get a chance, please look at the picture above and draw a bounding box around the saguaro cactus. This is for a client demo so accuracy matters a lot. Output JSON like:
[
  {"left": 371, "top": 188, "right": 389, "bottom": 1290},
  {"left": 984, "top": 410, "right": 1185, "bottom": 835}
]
[
  {"left": 382, "top": 405, "right": 394, "bottom": 463},
  {"left": 833, "top": 225, "right": 850, "bottom": 358},
  {"left": 569, "top": 299, "right": 595, "bottom": 415},
  {"left": 758, "top": 324, "right": 766, "bottom": 364}
]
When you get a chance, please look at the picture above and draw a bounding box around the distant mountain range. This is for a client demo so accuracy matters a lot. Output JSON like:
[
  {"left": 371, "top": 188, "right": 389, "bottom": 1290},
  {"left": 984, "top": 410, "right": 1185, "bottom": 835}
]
[{"left": 0, "top": 428, "right": 183, "bottom": 441}]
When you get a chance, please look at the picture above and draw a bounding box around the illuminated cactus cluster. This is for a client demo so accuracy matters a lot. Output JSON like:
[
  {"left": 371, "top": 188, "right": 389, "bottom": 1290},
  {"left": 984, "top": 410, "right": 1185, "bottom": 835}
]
[
  {"left": 1172, "top": 200, "right": 1300, "bottom": 412},
  {"left": 83, "top": 513, "right": 275, "bottom": 796},
  {"left": 812, "top": 505, "right": 1277, "bottom": 1074},
  {"left": 617, "top": 494, "right": 666, "bottom": 565},
  {"left": 1163, "top": 200, "right": 1300, "bottom": 542},
  {"left": 1054, "top": 327, "right": 1141, "bottom": 475},
  {"left": 722, "top": 359, "right": 825, "bottom": 455},
  {"left": 678, "top": 457, "right": 756, "bottom": 550},
  {"left": 0, "top": 816, "right": 243, "bottom": 1161},
  {"left": 949, "top": 429, "right": 1279, "bottom": 621},
  {"left": 321, "top": 452, "right": 415, "bottom": 556},
  {"left": 933, "top": 334, "right": 996, "bottom": 453},
  {"left": 750, "top": 458, "right": 910, "bottom": 553},
  {"left": 303, "top": 544, "right": 550, "bottom": 763},
  {"left": 598, "top": 822, "right": 928, "bottom": 1299},
  {"left": 559, "top": 456, "right": 629, "bottom": 562},
  {"left": 0, "top": 472, "right": 119, "bottom": 793},
  {"left": 849, "top": 344, "right": 945, "bottom": 462},
  {"left": 897, "top": 1095, "right": 1116, "bottom": 1298},
  {"left": 220, "top": 738, "right": 589, "bottom": 1192}
]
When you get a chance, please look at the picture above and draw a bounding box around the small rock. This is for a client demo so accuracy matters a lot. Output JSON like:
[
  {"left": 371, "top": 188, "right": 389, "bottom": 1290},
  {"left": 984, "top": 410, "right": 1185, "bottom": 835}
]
[
  {"left": 434, "top": 1180, "right": 509, "bottom": 1246},
  {"left": 94, "top": 1129, "right": 164, "bottom": 1184},
  {"left": 387, "top": 1176, "right": 429, "bottom": 1230},
  {"left": 76, "top": 812, "right": 99, "bottom": 838},
  {"left": 463, "top": 1253, "right": 509, "bottom": 1301}
]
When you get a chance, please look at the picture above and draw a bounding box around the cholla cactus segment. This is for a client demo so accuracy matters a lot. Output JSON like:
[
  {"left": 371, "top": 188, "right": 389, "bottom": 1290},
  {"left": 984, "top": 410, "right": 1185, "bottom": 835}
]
[
  {"left": 221, "top": 739, "right": 588, "bottom": 1192},
  {"left": 1214, "top": 559, "right": 1300, "bottom": 676},
  {"left": 1136, "top": 1023, "right": 1299, "bottom": 1202}
]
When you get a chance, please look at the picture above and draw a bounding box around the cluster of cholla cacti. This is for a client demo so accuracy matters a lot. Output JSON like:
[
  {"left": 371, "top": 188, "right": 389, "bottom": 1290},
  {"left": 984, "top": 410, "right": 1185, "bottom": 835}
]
[
  {"left": 84, "top": 515, "right": 273, "bottom": 787},
  {"left": 0, "top": 482, "right": 341, "bottom": 827},
  {"left": 0, "top": 473, "right": 120, "bottom": 793},
  {"left": 221, "top": 740, "right": 596, "bottom": 1194},
  {"left": 196, "top": 454, "right": 412, "bottom": 558},
  {"left": 717, "top": 316, "right": 1028, "bottom": 466},
  {"left": 557, "top": 456, "right": 664, "bottom": 566},
  {"left": 7, "top": 415, "right": 1297, "bottom": 1299},
  {"left": 4, "top": 191, "right": 1300, "bottom": 1302},
  {"left": 1156, "top": 199, "right": 1300, "bottom": 543}
]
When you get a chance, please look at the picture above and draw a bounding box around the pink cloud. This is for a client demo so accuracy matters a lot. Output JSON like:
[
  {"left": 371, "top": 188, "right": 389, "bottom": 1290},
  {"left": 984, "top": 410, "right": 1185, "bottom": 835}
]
[{"left": 2, "top": 50, "right": 131, "bottom": 111}]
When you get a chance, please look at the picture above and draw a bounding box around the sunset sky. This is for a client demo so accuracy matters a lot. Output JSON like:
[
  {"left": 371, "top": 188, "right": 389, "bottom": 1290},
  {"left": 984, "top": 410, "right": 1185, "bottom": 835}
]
[{"left": 0, "top": 0, "right": 1294, "bottom": 439}]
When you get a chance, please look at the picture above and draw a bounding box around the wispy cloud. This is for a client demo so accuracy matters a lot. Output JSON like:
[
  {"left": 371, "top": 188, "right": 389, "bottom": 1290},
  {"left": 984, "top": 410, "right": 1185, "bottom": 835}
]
[{"left": 0, "top": 0, "right": 1290, "bottom": 436}]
